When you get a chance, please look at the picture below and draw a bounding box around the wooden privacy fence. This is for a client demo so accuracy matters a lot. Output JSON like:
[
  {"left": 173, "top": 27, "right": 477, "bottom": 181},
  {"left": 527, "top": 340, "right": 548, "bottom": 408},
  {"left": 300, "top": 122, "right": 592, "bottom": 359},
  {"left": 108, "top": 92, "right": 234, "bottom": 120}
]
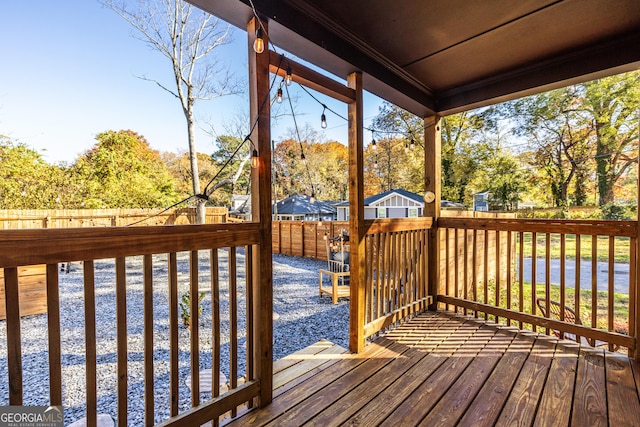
[
  {"left": 438, "top": 217, "right": 638, "bottom": 354},
  {"left": 0, "top": 223, "right": 266, "bottom": 426},
  {"left": 0, "top": 207, "right": 228, "bottom": 229}
]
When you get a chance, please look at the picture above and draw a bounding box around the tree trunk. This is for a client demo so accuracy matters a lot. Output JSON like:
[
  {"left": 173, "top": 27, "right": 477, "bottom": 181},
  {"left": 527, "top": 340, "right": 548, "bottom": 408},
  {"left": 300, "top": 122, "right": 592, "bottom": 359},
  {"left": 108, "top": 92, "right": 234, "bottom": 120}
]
[{"left": 186, "top": 111, "right": 206, "bottom": 224}]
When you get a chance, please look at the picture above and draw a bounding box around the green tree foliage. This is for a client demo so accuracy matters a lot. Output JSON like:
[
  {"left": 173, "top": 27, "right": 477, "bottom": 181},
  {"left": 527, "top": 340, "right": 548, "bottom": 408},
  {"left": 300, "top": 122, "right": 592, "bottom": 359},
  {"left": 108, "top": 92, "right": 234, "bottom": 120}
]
[
  {"left": 209, "top": 134, "right": 251, "bottom": 206},
  {"left": 72, "top": 130, "right": 180, "bottom": 208},
  {"left": 0, "top": 136, "right": 67, "bottom": 208},
  {"left": 583, "top": 72, "right": 639, "bottom": 205},
  {"left": 469, "top": 152, "right": 529, "bottom": 211},
  {"left": 505, "top": 71, "right": 639, "bottom": 207},
  {"left": 370, "top": 102, "right": 494, "bottom": 204}
]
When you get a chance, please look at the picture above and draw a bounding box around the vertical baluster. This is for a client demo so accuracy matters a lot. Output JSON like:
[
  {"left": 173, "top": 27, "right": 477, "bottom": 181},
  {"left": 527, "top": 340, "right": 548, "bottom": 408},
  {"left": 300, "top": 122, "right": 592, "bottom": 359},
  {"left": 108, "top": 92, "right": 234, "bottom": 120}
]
[
  {"left": 592, "top": 235, "right": 598, "bottom": 330},
  {"left": 630, "top": 236, "right": 637, "bottom": 359},
  {"left": 382, "top": 232, "right": 390, "bottom": 315},
  {"left": 229, "top": 248, "right": 238, "bottom": 417},
  {"left": 608, "top": 236, "right": 615, "bottom": 351},
  {"left": 115, "top": 257, "right": 127, "bottom": 427},
  {"left": 375, "top": 232, "right": 381, "bottom": 320},
  {"left": 46, "top": 264, "right": 62, "bottom": 406},
  {"left": 495, "top": 230, "right": 501, "bottom": 324},
  {"left": 519, "top": 231, "right": 524, "bottom": 329},
  {"left": 575, "top": 235, "right": 582, "bottom": 323},
  {"left": 531, "top": 232, "right": 537, "bottom": 332},
  {"left": 83, "top": 261, "right": 97, "bottom": 427},
  {"left": 483, "top": 229, "right": 489, "bottom": 320},
  {"left": 366, "top": 235, "right": 373, "bottom": 323},
  {"left": 463, "top": 228, "right": 468, "bottom": 316},
  {"left": 472, "top": 229, "right": 478, "bottom": 318},
  {"left": 245, "top": 245, "right": 254, "bottom": 409},
  {"left": 190, "top": 250, "right": 200, "bottom": 407},
  {"left": 545, "top": 233, "right": 551, "bottom": 335},
  {"left": 454, "top": 228, "right": 459, "bottom": 313},
  {"left": 168, "top": 253, "right": 179, "bottom": 417},
  {"left": 210, "top": 248, "right": 220, "bottom": 427},
  {"left": 445, "top": 228, "right": 450, "bottom": 311},
  {"left": 143, "top": 255, "right": 154, "bottom": 426},
  {"left": 560, "top": 235, "right": 566, "bottom": 339},
  {"left": 5, "top": 268, "right": 22, "bottom": 405},
  {"left": 506, "top": 231, "right": 512, "bottom": 326}
]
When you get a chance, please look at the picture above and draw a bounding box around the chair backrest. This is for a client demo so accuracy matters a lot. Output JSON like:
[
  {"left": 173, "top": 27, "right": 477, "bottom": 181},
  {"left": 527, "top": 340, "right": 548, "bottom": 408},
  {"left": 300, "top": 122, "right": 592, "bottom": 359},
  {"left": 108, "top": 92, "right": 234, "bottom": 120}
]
[
  {"left": 536, "top": 298, "right": 581, "bottom": 325},
  {"left": 325, "top": 234, "right": 350, "bottom": 273}
]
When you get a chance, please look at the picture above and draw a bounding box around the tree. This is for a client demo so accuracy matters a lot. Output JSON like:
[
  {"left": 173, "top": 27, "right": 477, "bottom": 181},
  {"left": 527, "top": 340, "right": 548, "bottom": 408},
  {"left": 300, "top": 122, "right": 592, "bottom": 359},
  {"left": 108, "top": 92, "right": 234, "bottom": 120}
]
[
  {"left": 507, "top": 87, "right": 594, "bottom": 207},
  {"left": 469, "top": 150, "right": 529, "bottom": 211},
  {"left": 0, "top": 136, "right": 67, "bottom": 209},
  {"left": 103, "top": 0, "right": 240, "bottom": 222},
  {"left": 72, "top": 130, "right": 180, "bottom": 208},
  {"left": 583, "top": 72, "right": 639, "bottom": 205}
]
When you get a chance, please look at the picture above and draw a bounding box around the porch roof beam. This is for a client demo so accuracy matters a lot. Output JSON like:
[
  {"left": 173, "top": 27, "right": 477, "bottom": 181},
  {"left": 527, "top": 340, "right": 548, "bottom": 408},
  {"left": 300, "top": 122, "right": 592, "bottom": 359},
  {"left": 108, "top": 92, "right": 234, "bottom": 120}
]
[{"left": 269, "top": 50, "right": 356, "bottom": 104}]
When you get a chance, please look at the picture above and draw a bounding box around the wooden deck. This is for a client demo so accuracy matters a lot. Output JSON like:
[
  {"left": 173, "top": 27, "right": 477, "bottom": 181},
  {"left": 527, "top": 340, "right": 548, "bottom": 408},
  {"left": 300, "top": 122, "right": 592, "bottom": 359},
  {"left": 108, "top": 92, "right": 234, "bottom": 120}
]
[{"left": 223, "top": 311, "right": 640, "bottom": 427}]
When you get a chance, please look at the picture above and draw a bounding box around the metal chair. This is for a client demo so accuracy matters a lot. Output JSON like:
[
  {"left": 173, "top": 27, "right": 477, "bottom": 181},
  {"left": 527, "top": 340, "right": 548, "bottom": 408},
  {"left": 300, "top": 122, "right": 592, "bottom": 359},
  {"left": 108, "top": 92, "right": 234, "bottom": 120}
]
[{"left": 536, "top": 298, "right": 594, "bottom": 346}]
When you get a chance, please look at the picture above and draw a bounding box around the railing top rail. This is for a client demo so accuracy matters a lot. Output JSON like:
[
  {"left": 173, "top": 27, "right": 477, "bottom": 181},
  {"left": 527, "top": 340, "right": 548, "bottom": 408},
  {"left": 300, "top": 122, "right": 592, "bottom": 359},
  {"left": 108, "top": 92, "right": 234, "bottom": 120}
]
[
  {"left": 438, "top": 217, "right": 637, "bottom": 237},
  {"left": 364, "top": 217, "right": 433, "bottom": 234},
  {"left": 0, "top": 222, "right": 260, "bottom": 268}
]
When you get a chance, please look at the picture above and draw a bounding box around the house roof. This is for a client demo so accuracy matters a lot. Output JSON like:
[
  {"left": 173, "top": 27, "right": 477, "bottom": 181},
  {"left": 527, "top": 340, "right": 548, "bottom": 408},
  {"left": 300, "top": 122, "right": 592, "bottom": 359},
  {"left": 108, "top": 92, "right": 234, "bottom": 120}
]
[
  {"left": 187, "top": 0, "right": 639, "bottom": 117},
  {"left": 335, "top": 189, "right": 465, "bottom": 208},
  {"left": 274, "top": 194, "right": 337, "bottom": 215}
]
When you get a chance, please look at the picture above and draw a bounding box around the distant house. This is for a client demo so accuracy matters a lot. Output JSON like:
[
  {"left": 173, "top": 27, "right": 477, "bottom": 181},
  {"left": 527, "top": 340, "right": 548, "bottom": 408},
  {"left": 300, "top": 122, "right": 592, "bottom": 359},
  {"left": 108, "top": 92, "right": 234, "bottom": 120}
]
[
  {"left": 229, "top": 194, "right": 251, "bottom": 221},
  {"left": 273, "top": 194, "right": 337, "bottom": 221},
  {"left": 336, "top": 188, "right": 465, "bottom": 220}
]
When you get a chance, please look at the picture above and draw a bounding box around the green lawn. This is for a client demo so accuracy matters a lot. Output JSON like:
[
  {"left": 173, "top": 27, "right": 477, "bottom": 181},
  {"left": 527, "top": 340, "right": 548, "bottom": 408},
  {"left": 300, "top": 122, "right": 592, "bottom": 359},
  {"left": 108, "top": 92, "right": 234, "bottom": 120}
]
[
  {"left": 520, "top": 233, "right": 631, "bottom": 263},
  {"left": 457, "top": 280, "right": 630, "bottom": 334}
]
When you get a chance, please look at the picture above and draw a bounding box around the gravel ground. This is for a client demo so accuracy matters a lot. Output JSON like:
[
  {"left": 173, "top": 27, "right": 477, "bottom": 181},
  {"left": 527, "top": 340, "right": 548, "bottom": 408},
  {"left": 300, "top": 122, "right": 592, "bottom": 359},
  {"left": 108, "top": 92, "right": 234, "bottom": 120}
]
[{"left": 0, "top": 252, "right": 349, "bottom": 425}]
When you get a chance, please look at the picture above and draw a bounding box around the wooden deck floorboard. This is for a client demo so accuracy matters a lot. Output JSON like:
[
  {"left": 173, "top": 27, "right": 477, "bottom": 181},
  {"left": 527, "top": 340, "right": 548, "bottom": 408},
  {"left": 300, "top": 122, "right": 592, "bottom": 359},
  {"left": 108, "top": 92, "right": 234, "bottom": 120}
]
[{"left": 223, "top": 311, "right": 640, "bottom": 427}]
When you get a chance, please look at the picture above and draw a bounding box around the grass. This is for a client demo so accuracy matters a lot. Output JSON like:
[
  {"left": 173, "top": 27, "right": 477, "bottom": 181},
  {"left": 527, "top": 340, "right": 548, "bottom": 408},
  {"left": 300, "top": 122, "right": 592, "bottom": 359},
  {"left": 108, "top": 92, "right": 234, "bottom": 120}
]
[
  {"left": 520, "top": 233, "right": 631, "bottom": 263},
  {"left": 450, "top": 279, "right": 630, "bottom": 335}
]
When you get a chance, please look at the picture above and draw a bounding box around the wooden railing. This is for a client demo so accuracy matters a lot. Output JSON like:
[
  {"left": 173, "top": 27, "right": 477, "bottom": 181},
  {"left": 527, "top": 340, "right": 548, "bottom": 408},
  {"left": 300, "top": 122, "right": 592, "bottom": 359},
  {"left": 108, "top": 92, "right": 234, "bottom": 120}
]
[
  {"left": 0, "top": 223, "right": 265, "bottom": 426},
  {"left": 362, "top": 218, "right": 433, "bottom": 337},
  {"left": 438, "top": 217, "right": 637, "bottom": 354}
]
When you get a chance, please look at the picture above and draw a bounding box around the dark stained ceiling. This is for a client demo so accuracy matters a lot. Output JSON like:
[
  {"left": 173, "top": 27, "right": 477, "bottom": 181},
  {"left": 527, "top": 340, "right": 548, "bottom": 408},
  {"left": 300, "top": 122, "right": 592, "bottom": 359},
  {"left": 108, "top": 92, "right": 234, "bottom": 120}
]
[{"left": 188, "top": 0, "right": 640, "bottom": 117}]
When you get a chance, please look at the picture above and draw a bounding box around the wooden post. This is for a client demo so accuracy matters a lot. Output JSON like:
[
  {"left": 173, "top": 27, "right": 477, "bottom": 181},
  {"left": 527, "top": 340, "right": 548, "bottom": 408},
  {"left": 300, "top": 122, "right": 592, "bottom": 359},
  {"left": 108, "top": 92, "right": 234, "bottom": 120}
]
[
  {"left": 348, "top": 71, "right": 365, "bottom": 353},
  {"left": 248, "top": 16, "right": 273, "bottom": 405},
  {"left": 424, "top": 116, "right": 441, "bottom": 311},
  {"left": 635, "top": 110, "right": 640, "bottom": 361}
]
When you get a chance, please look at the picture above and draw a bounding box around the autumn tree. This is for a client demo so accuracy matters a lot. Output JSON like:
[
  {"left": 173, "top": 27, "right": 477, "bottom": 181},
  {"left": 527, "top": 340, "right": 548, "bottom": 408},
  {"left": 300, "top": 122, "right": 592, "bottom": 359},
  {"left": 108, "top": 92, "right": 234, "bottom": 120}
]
[
  {"left": 72, "top": 130, "right": 180, "bottom": 208},
  {"left": 103, "top": 0, "right": 240, "bottom": 222}
]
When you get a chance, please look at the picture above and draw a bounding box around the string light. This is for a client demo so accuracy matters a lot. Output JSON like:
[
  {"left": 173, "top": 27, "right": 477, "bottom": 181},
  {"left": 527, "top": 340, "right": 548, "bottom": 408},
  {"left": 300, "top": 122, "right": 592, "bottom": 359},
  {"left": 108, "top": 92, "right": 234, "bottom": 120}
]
[
  {"left": 404, "top": 143, "right": 409, "bottom": 152},
  {"left": 253, "top": 27, "right": 265, "bottom": 54},
  {"left": 371, "top": 130, "right": 377, "bottom": 150},
  {"left": 410, "top": 139, "right": 416, "bottom": 150},
  {"left": 251, "top": 149, "right": 259, "bottom": 169},
  {"left": 321, "top": 106, "right": 327, "bottom": 129},
  {"left": 301, "top": 152, "right": 306, "bottom": 163},
  {"left": 310, "top": 190, "right": 316, "bottom": 204},
  {"left": 285, "top": 66, "right": 292, "bottom": 86},
  {"left": 276, "top": 85, "right": 283, "bottom": 103}
]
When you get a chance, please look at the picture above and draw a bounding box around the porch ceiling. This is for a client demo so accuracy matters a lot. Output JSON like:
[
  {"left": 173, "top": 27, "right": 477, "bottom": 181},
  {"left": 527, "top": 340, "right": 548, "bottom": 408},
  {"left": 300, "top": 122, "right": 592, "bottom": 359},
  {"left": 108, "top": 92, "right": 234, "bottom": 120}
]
[{"left": 188, "top": 0, "right": 640, "bottom": 117}]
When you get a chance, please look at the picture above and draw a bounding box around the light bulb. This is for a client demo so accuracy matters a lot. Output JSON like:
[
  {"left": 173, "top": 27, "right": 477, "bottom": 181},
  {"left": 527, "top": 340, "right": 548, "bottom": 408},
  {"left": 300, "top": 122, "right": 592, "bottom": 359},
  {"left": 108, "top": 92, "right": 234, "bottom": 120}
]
[
  {"left": 321, "top": 113, "right": 327, "bottom": 129},
  {"left": 253, "top": 28, "right": 264, "bottom": 54},
  {"left": 301, "top": 152, "right": 306, "bottom": 163},
  {"left": 410, "top": 139, "right": 416, "bottom": 150},
  {"left": 371, "top": 139, "right": 377, "bottom": 150},
  {"left": 310, "top": 192, "right": 316, "bottom": 204},
  {"left": 318, "top": 219, "right": 323, "bottom": 227},
  {"left": 285, "top": 67, "right": 292, "bottom": 86},
  {"left": 276, "top": 87, "right": 283, "bottom": 103},
  {"left": 404, "top": 143, "right": 409, "bottom": 152},
  {"left": 251, "top": 149, "right": 259, "bottom": 169}
]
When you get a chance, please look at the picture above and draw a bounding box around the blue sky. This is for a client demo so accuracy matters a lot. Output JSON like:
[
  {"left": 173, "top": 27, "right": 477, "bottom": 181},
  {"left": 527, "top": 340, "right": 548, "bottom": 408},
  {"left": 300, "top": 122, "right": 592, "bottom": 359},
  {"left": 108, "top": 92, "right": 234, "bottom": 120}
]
[{"left": 0, "top": 0, "right": 383, "bottom": 164}]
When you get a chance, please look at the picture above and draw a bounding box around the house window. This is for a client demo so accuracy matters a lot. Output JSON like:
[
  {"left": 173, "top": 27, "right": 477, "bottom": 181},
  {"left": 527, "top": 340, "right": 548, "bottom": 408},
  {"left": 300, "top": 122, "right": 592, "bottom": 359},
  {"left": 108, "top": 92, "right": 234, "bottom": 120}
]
[
  {"left": 378, "top": 207, "right": 387, "bottom": 218},
  {"left": 408, "top": 207, "right": 418, "bottom": 217}
]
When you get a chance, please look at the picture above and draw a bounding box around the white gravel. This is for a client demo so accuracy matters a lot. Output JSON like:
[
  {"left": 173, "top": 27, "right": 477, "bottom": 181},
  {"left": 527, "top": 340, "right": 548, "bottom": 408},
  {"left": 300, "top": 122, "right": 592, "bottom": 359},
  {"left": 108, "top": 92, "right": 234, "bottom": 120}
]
[{"left": 0, "top": 251, "right": 349, "bottom": 425}]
